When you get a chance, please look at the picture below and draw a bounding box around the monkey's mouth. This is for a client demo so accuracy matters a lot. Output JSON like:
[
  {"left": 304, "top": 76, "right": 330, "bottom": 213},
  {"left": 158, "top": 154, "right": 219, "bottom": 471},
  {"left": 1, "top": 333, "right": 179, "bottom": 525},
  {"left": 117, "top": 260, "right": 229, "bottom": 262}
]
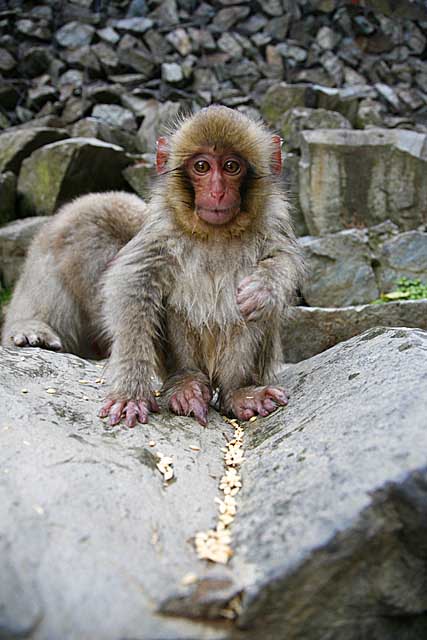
[{"left": 196, "top": 206, "right": 237, "bottom": 226}]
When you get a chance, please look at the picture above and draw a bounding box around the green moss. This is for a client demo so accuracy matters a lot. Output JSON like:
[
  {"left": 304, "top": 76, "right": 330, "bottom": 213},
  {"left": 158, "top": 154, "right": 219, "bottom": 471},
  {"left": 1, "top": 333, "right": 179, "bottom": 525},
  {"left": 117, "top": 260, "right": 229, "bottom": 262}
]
[
  {"left": 0, "top": 288, "right": 11, "bottom": 306},
  {"left": 372, "top": 278, "right": 427, "bottom": 304}
]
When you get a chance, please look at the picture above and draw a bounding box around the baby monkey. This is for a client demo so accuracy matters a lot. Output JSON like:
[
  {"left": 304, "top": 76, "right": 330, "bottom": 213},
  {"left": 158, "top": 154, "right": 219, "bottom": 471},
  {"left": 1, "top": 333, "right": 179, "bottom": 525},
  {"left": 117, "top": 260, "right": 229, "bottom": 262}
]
[{"left": 2, "top": 106, "right": 305, "bottom": 427}]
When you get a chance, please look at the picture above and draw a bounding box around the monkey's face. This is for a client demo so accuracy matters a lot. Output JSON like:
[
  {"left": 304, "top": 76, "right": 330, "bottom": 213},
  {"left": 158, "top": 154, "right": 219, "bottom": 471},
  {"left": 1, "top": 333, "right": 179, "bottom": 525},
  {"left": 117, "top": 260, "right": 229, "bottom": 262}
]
[{"left": 184, "top": 149, "right": 248, "bottom": 226}]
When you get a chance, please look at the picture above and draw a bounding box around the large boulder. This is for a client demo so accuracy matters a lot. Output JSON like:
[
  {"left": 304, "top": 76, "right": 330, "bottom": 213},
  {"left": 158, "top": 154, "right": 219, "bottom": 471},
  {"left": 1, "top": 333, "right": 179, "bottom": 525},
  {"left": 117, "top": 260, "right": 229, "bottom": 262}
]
[
  {"left": 17, "top": 138, "right": 132, "bottom": 216},
  {"left": 0, "top": 127, "right": 68, "bottom": 174},
  {"left": 282, "top": 300, "right": 427, "bottom": 361},
  {"left": 301, "top": 224, "right": 427, "bottom": 306},
  {"left": 300, "top": 229, "right": 378, "bottom": 307},
  {"left": 2, "top": 327, "right": 427, "bottom": 639},
  {"left": 299, "top": 128, "right": 427, "bottom": 235}
]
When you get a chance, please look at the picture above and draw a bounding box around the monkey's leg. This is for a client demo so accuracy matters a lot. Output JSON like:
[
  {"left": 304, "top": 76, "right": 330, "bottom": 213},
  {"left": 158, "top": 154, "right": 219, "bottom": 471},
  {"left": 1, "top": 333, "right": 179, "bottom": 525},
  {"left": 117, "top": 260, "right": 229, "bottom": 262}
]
[
  {"left": 217, "top": 329, "right": 288, "bottom": 422},
  {"left": 160, "top": 315, "right": 213, "bottom": 426},
  {"left": 2, "top": 248, "right": 79, "bottom": 353},
  {"left": 162, "top": 370, "right": 212, "bottom": 427}
]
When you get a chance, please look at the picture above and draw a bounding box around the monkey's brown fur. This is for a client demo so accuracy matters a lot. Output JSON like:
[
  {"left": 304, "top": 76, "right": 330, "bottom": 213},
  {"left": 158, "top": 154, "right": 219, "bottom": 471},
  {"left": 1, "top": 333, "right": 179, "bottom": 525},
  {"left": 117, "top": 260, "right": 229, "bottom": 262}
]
[{"left": 2, "top": 106, "right": 305, "bottom": 422}]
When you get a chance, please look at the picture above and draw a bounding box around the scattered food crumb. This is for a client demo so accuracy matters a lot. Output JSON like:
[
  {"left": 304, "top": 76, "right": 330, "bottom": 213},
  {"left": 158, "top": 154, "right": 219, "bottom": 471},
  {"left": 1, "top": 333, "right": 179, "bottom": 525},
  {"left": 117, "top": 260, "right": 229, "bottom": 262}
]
[
  {"left": 148, "top": 440, "right": 156, "bottom": 447},
  {"left": 249, "top": 416, "right": 257, "bottom": 422},
  {"left": 194, "top": 419, "right": 245, "bottom": 564},
  {"left": 154, "top": 390, "right": 161, "bottom": 397},
  {"left": 156, "top": 452, "right": 174, "bottom": 482},
  {"left": 33, "top": 505, "right": 44, "bottom": 515},
  {"left": 21, "top": 388, "right": 28, "bottom": 394},
  {"left": 189, "top": 444, "right": 201, "bottom": 451},
  {"left": 78, "top": 379, "right": 90, "bottom": 385},
  {"left": 180, "top": 573, "right": 198, "bottom": 586},
  {"left": 46, "top": 388, "right": 57, "bottom": 394}
]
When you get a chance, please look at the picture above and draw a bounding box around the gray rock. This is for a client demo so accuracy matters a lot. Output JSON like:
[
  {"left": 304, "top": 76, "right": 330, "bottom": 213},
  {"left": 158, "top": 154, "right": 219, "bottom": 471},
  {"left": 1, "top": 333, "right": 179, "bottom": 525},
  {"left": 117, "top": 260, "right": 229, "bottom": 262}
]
[
  {"left": 316, "top": 25, "right": 340, "bottom": 50},
  {"left": 0, "top": 47, "right": 16, "bottom": 73},
  {"left": 217, "top": 33, "right": 243, "bottom": 59},
  {"left": 166, "top": 28, "right": 192, "bottom": 56},
  {"left": 123, "top": 157, "right": 155, "bottom": 198},
  {"left": 118, "top": 47, "right": 156, "bottom": 78},
  {"left": 320, "top": 51, "right": 344, "bottom": 86},
  {"left": 235, "top": 327, "right": 427, "bottom": 640},
  {"left": 0, "top": 171, "right": 16, "bottom": 225},
  {"left": 0, "top": 128, "right": 68, "bottom": 174},
  {"left": 71, "top": 118, "right": 139, "bottom": 153},
  {"left": 16, "top": 18, "right": 51, "bottom": 41},
  {"left": 161, "top": 62, "right": 184, "bottom": 84},
  {"left": 314, "top": 84, "right": 375, "bottom": 125},
  {"left": 276, "top": 41, "right": 307, "bottom": 63},
  {"left": 282, "top": 152, "right": 309, "bottom": 237},
  {"left": 92, "top": 103, "right": 137, "bottom": 131},
  {"left": 280, "top": 107, "right": 352, "bottom": 151},
  {"left": 356, "top": 98, "right": 387, "bottom": 128},
  {"left": 91, "top": 42, "right": 120, "bottom": 75},
  {"left": 300, "top": 229, "right": 379, "bottom": 306},
  {"left": 27, "top": 85, "right": 58, "bottom": 110},
  {"left": 2, "top": 327, "right": 427, "bottom": 638},
  {"left": 376, "top": 231, "right": 427, "bottom": 292},
  {"left": 18, "top": 46, "right": 52, "bottom": 77},
  {"left": 299, "top": 128, "right": 427, "bottom": 235},
  {"left": 0, "top": 347, "right": 228, "bottom": 640},
  {"left": 136, "top": 100, "right": 182, "bottom": 153},
  {"left": 0, "top": 217, "right": 48, "bottom": 288},
  {"left": 282, "top": 301, "right": 427, "bottom": 362},
  {"left": 212, "top": 6, "right": 250, "bottom": 30},
  {"left": 55, "top": 21, "right": 95, "bottom": 48},
  {"left": 97, "top": 26, "right": 120, "bottom": 45},
  {"left": 18, "top": 138, "right": 131, "bottom": 216},
  {"left": 260, "top": 83, "right": 316, "bottom": 128},
  {"left": 114, "top": 17, "right": 153, "bottom": 34}
]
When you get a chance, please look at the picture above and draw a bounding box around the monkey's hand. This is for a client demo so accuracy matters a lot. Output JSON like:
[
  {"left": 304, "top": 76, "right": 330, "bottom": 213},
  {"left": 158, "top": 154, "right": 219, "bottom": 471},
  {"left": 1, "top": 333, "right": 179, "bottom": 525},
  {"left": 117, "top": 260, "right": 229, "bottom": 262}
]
[
  {"left": 99, "top": 396, "right": 160, "bottom": 428},
  {"left": 236, "top": 274, "right": 276, "bottom": 322},
  {"left": 168, "top": 379, "right": 212, "bottom": 427},
  {"left": 229, "top": 385, "right": 288, "bottom": 421}
]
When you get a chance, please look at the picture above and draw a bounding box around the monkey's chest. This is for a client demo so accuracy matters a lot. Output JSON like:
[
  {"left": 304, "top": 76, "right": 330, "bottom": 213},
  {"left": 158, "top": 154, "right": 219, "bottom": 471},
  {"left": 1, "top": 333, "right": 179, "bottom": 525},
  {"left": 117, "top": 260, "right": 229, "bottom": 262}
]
[{"left": 168, "top": 268, "right": 243, "bottom": 330}]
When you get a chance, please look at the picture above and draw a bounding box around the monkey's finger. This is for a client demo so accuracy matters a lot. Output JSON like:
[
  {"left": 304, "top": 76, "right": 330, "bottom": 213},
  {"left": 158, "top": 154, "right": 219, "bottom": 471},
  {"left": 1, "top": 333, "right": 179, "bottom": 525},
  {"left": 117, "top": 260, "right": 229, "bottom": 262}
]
[
  {"left": 262, "top": 398, "right": 277, "bottom": 413},
  {"left": 201, "top": 385, "right": 212, "bottom": 402},
  {"left": 265, "top": 388, "right": 289, "bottom": 405},
  {"left": 188, "top": 398, "right": 208, "bottom": 427},
  {"left": 13, "top": 334, "right": 29, "bottom": 347},
  {"left": 136, "top": 401, "right": 150, "bottom": 423},
  {"left": 109, "top": 401, "right": 126, "bottom": 426},
  {"left": 148, "top": 398, "right": 160, "bottom": 413},
  {"left": 234, "top": 407, "right": 255, "bottom": 421},
  {"left": 169, "top": 396, "right": 183, "bottom": 415},
  {"left": 99, "top": 399, "right": 115, "bottom": 418},
  {"left": 255, "top": 399, "right": 270, "bottom": 417},
  {"left": 27, "top": 333, "right": 42, "bottom": 347},
  {"left": 124, "top": 400, "right": 139, "bottom": 427}
]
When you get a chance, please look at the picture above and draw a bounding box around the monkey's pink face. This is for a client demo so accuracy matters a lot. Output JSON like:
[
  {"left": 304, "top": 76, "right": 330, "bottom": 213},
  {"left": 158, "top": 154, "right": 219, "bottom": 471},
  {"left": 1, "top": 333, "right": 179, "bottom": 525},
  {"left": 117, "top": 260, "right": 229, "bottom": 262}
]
[{"left": 185, "top": 150, "right": 248, "bottom": 226}]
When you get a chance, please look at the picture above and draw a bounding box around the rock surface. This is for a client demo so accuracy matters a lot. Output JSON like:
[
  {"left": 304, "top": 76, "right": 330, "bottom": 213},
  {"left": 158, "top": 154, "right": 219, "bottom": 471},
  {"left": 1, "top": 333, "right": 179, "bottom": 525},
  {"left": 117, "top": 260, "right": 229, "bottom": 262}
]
[
  {"left": 299, "top": 129, "right": 427, "bottom": 235},
  {"left": 2, "top": 327, "right": 427, "bottom": 639},
  {"left": 282, "top": 300, "right": 427, "bottom": 362}
]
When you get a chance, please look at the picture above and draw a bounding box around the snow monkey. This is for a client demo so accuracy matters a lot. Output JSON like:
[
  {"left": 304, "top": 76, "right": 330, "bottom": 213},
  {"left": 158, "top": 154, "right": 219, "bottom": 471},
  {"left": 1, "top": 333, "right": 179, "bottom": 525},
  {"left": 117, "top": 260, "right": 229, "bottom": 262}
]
[{"left": 2, "top": 106, "right": 305, "bottom": 427}]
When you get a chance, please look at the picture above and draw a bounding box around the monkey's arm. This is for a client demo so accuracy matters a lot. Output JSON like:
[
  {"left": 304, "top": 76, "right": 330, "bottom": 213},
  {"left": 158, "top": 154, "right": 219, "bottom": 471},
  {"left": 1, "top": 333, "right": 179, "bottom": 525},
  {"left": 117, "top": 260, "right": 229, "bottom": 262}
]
[
  {"left": 237, "top": 223, "right": 305, "bottom": 322},
  {"left": 100, "top": 230, "right": 173, "bottom": 427}
]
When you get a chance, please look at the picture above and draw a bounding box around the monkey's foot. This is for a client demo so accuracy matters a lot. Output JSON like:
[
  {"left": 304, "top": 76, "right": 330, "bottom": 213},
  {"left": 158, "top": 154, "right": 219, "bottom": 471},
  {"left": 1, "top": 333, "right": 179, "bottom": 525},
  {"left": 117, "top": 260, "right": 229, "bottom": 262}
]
[
  {"left": 99, "top": 397, "right": 160, "bottom": 428},
  {"left": 6, "top": 321, "right": 63, "bottom": 351},
  {"left": 230, "top": 385, "right": 288, "bottom": 421},
  {"left": 168, "top": 379, "right": 212, "bottom": 427}
]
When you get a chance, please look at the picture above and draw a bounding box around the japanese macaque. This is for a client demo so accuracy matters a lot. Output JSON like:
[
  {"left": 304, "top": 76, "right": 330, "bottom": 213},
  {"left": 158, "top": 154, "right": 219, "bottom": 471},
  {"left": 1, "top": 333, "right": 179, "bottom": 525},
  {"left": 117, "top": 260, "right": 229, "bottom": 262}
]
[{"left": 2, "top": 106, "right": 305, "bottom": 426}]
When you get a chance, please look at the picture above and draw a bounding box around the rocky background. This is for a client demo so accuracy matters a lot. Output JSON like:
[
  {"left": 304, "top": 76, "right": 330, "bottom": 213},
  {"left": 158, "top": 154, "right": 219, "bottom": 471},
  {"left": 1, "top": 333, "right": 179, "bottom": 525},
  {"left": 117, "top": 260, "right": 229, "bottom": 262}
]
[{"left": 1, "top": 0, "right": 427, "bottom": 355}]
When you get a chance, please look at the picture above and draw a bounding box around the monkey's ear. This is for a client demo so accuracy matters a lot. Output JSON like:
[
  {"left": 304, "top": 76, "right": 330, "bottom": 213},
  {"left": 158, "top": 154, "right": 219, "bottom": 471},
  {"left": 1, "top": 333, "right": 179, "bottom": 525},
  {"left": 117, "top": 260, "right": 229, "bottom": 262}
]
[
  {"left": 271, "top": 135, "right": 283, "bottom": 175},
  {"left": 156, "top": 136, "right": 169, "bottom": 174}
]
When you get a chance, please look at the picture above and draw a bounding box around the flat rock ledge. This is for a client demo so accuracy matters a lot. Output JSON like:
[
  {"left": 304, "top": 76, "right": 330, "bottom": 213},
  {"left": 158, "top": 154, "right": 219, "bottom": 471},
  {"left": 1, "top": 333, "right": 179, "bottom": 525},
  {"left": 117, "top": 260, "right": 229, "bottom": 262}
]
[{"left": 1, "top": 327, "right": 427, "bottom": 640}]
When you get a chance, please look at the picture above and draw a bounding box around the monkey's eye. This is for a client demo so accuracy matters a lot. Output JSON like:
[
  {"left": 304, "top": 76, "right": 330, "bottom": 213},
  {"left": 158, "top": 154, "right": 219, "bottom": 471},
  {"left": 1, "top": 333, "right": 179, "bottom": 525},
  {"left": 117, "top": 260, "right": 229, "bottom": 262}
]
[
  {"left": 194, "top": 160, "right": 210, "bottom": 174},
  {"left": 223, "top": 160, "right": 241, "bottom": 175}
]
